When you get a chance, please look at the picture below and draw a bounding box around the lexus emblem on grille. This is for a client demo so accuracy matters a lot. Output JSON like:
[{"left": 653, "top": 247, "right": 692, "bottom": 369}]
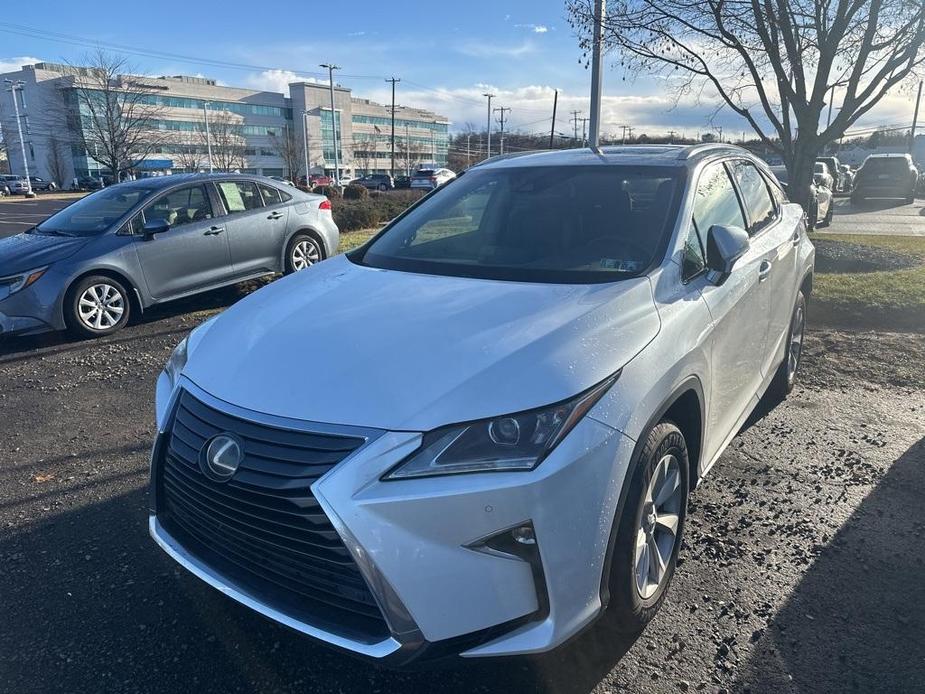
[{"left": 202, "top": 434, "right": 243, "bottom": 481}]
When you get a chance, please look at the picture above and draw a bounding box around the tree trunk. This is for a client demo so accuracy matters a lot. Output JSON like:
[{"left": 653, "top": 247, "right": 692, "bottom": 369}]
[{"left": 786, "top": 139, "right": 819, "bottom": 225}]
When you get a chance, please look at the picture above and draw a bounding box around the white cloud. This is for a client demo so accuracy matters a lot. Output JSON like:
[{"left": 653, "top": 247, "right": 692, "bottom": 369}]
[
  {"left": 455, "top": 41, "right": 535, "bottom": 58},
  {"left": 515, "top": 23, "right": 550, "bottom": 33},
  {"left": 243, "top": 69, "right": 329, "bottom": 94},
  {"left": 0, "top": 56, "right": 43, "bottom": 74}
]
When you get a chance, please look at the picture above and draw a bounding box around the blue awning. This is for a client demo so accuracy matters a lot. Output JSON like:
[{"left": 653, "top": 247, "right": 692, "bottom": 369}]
[{"left": 138, "top": 159, "right": 173, "bottom": 170}]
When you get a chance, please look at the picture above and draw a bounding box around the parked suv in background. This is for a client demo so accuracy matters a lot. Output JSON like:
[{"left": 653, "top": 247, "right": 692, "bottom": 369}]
[
  {"left": 411, "top": 167, "right": 456, "bottom": 189},
  {"left": 150, "top": 145, "right": 814, "bottom": 665},
  {"left": 0, "top": 174, "right": 337, "bottom": 338},
  {"left": 815, "top": 156, "right": 842, "bottom": 192},
  {"left": 852, "top": 153, "right": 919, "bottom": 204},
  {"left": 356, "top": 173, "right": 394, "bottom": 191},
  {"left": 1, "top": 175, "right": 33, "bottom": 195}
]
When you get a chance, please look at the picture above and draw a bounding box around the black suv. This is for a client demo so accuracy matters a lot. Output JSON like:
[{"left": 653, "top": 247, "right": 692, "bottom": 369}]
[
  {"left": 851, "top": 153, "right": 919, "bottom": 204},
  {"left": 356, "top": 173, "right": 394, "bottom": 191}
]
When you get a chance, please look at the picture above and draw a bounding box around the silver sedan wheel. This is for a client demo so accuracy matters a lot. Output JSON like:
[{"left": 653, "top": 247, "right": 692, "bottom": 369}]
[
  {"left": 77, "top": 283, "right": 125, "bottom": 331},
  {"left": 787, "top": 302, "right": 805, "bottom": 382},
  {"left": 291, "top": 239, "right": 321, "bottom": 271},
  {"left": 634, "top": 454, "right": 683, "bottom": 600}
]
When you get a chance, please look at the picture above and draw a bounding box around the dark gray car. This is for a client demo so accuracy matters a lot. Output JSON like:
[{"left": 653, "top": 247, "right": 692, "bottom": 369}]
[{"left": 0, "top": 173, "right": 338, "bottom": 338}]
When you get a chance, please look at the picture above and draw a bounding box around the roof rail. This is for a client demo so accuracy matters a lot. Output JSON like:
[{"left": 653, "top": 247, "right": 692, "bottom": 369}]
[
  {"left": 471, "top": 150, "right": 542, "bottom": 168},
  {"left": 676, "top": 143, "right": 745, "bottom": 160}
]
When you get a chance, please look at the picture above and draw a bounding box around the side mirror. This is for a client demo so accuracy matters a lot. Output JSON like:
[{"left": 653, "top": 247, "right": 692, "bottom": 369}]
[
  {"left": 141, "top": 218, "right": 169, "bottom": 239},
  {"left": 706, "top": 224, "right": 750, "bottom": 286}
]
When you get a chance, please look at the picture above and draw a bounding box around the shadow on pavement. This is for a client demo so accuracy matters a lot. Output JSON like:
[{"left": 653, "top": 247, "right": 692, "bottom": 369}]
[
  {"left": 733, "top": 436, "right": 925, "bottom": 692},
  {"left": 0, "top": 483, "right": 639, "bottom": 694},
  {"left": 834, "top": 198, "right": 909, "bottom": 215}
]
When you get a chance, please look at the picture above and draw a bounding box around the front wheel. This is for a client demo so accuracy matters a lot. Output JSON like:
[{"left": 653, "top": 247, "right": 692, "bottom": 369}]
[
  {"left": 605, "top": 421, "right": 689, "bottom": 634},
  {"left": 66, "top": 275, "right": 132, "bottom": 338},
  {"left": 285, "top": 234, "right": 324, "bottom": 274}
]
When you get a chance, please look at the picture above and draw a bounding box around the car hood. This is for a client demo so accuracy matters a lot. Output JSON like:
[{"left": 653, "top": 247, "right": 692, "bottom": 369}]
[
  {"left": 185, "top": 256, "right": 661, "bottom": 431},
  {"left": 0, "top": 232, "right": 91, "bottom": 275}
]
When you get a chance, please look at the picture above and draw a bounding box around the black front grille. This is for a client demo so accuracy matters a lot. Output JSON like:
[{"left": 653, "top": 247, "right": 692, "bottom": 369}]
[{"left": 156, "top": 390, "right": 389, "bottom": 641}]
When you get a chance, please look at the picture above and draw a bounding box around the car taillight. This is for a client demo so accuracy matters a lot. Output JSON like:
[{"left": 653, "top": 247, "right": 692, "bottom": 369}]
[
  {"left": 319, "top": 199, "right": 332, "bottom": 211},
  {"left": 430, "top": 177, "right": 437, "bottom": 183}
]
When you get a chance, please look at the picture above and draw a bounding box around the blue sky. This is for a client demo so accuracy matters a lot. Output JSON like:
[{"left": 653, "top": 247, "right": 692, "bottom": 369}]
[{"left": 0, "top": 1, "right": 919, "bottom": 138}]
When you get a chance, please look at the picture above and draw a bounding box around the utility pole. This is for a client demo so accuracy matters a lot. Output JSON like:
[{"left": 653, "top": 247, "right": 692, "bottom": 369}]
[
  {"left": 385, "top": 77, "right": 400, "bottom": 176},
  {"left": 320, "top": 63, "right": 341, "bottom": 185},
  {"left": 483, "top": 93, "right": 494, "bottom": 158},
  {"left": 404, "top": 123, "right": 411, "bottom": 175},
  {"left": 587, "top": 0, "right": 605, "bottom": 149},
  {"left": 571, "top": 110, "right": 582, "bottom": 142},
  {"left": 202, "top": 101, "right": 214, "bottom": 173},
  {"left": 430, "top": 124, "right": 436, "bottom": 165},
  {"left": 494, "top": 106, "right": 511, "bottom": 154},
  {"left": 5, "top": 80, "right": 34, "bottom": 196},
  {"left": 667, "top": 130, "right": 677, "bottom": 144},
  {"left": 549, "top": 89, "right": 558, "bottom": 149},
  {"left": 621, "top": 125, "right": 627, "bottom": 144},
  {"left": 910, "top": 81, "right": 923, "bottom": 154},
  {"left": 580, "top": 117, "right": 590, "bottom": 146},
  {"left": 466, "top": 133, "right": 472, "bottom": 166},
  {"left": 301, "top": 111, "right": 310, "bottom": 186}
]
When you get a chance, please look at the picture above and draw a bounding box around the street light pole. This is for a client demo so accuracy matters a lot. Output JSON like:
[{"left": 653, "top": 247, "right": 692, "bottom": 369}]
[
  {"left": 483, "top": 93, "right": 494, "bottom": 158},
  {"left": 386, "top": 77, "right": 400, "bottom": 177},
  {"left": 910, "top": 81, "right": 923, "bottom": 154},
  {"left": 320, "top": 63, "right": 341, "bottom": 185},
  {"left": 202, "top": 101, "right": 214, "bottom": 173},
  {"left": 4, "top": 79, "right": 34, "bottom": 197},
  {"left": 588, "top": 0, "right": 605, "bottom": 150},
  {"left": 301, "top": 111, "right": 311, "bottom": 186}
]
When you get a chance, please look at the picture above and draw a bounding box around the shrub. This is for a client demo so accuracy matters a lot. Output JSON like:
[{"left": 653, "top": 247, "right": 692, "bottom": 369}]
[
  {"left": 333, "top": 201, "right": 380, "bottom": 232},
  {"left": 343, "top": 183, "right": 369, "bottom": 200},
  {"left": 312, "top": 185, "right": 341, "bottom": 199}
]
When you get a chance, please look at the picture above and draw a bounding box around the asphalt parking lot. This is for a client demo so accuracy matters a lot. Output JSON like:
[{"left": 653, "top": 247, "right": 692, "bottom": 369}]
[
  {"left": 0, "top": 195, "right": 81, "bottom": 239},
  {"left": 1, "top": 198, "right": 924, "bottom": 693}
]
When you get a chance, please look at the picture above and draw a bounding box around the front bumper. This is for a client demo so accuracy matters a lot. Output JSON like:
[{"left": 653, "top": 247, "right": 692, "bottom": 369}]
[
  {"left": 150, "top": 379, "right": 635, "bottom": 662},
  {"left": 0, "top": 276, "right": 64, "bottom": 337}
]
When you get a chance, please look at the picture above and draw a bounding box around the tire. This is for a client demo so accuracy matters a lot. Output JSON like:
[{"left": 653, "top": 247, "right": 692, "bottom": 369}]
[
  {"left": 378, "top": 184, "right": 387, "bottom": 192},
  {"left": 65, "top": 275, "right": 132, "bottom": 338},
  {"left": 284, "top": 233, "right": 325, "bottom": 274},
  {"left": 605, "top": 421, "right": 689, "bottom": 635},
  {"left": 807, "top": 200, "right": 818, "bottom": 231},
  {"left": 820, "top": 201, "right": 834, "bottom": 227},
  {"left": 768, "top": 290, "right": 806, "bottom": 400}
]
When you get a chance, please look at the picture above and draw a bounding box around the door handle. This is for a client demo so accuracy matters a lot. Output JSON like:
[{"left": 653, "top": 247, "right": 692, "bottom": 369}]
[
  {"left": 204, "top": 225, "right": 225, "bottom": 236},
  {"left": 791, "top": 229, "right": 801, "bottom": 246},
  {"left": 758, "top": 260, "right": 772, "bottom": 282},
  {"left": 267, "top": 211, "right": 284, "bottom": 220}
]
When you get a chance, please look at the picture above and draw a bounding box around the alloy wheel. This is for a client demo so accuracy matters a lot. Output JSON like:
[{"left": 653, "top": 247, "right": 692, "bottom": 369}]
[
  {"left": 787, "top": 303, "right": 805, "bottom": 382},
  {"left": 291, "top": 239, "right": 321, "bottom": 271},
  {"left": 633, "top": 454, "right": 683, "bottom": 600},
  {"left": 77, "top": 283, "right": 125, "bottom": 331}
]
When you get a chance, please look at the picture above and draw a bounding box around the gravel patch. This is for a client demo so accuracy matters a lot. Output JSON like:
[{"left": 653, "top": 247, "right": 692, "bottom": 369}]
[{"left": 812, "top": 238, "right": 921, "bottom": 274}]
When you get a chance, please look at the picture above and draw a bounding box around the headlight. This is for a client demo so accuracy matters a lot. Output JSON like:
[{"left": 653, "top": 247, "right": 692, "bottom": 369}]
[
  {"left": 163, "top": 336, "right": 189, "bottom": 389},
  {"left": 0, "top": 267, "right": 47, "bottom": 298},
  {"left": 384, "top": 373, "right": 619, "bottom": 480}
]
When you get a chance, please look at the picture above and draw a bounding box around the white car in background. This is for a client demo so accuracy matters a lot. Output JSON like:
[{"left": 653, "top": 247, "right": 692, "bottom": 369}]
[
  {"left": 411, "top": 167, "right": 456, "bottom": 189},
  {"left": 151, "top": 144, "right": 814, "bottom": 665}
]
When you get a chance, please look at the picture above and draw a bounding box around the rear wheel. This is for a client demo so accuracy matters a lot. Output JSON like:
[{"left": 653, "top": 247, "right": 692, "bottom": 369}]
[
  {"left": 605, "top": 421, "right": 689, "bottom": 634},
  {"left": 769, "top": 290, "right": 806, "bottom": 400},
  {"left": 66, "top": 275, "right": 132, "bottom": 338},
  {"left": 285, "top": 233, "right": 324, "bottom": 274}
]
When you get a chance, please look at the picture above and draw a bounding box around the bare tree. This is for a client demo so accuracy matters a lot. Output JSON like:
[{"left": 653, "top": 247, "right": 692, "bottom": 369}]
[
  {"left": 567, "top": 0, "right": 925, "bottom": 206},
  {"left": 172, "top": 139, "right": 205, "bottom": 172},
  {"left": 396, "top": 138, "right": 426, "bottom": 175},
  {"left": 68, "top": 50, "right": 171, "bottom": 182},
  {"left": 203, "top": 108, "right": 246, "bottom": 172},
  {"left": 269, "top": 126, "right": 302, "bottom": 180},
  {"left": 352, "top": 132, "right": 376, "bottom": 174},
  {"left": 45, "top": 135, "right": 70, "bottom": 187}
]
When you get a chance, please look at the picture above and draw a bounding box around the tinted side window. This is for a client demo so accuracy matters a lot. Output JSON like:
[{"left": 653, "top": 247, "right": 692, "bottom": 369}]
[
  {"left": 730, "top": 161, "right": 775, "bottom": 233},
  {"left": 692, "top": 162, "right": 746, "bottom": 233},
  {"left": 143, "top": 185, "right": 213, "bottom": 228},
  {"left": 217, "top": 181, "right": 264, "bottom": 213},
  {"left": 257, "top": 183, "right": 283, "bottom": 205}
]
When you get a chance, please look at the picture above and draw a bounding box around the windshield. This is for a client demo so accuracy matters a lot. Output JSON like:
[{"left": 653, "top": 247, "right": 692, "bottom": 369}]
[
  {"left": 35, "top": 186, "right": 154, "bottom": 237},
  {"left": 353, "top": 165, "right": 683, "bottom": 283},
  {"left": 415, "top": 170, "right": 436, "bottom": 177}
]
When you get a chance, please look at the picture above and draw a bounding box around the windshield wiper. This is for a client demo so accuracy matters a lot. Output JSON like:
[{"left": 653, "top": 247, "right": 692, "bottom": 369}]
[{"left": 35, "top": 228, "right": 77, "bottom": 237}]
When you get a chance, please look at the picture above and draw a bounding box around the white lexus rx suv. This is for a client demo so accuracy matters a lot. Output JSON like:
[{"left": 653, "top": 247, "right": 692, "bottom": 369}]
[{"left": 149, "top": 144, "right": 815, "bottom": 665}]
